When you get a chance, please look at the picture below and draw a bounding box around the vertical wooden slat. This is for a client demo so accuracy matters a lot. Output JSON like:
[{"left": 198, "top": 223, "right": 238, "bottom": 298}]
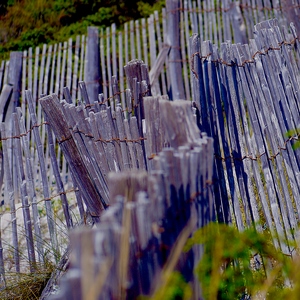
[
  {"left": 85, "top": 27, "right": 101, "bottom": 102},
  {"left": 38, "top": 44, "right": 47, "bottom": 100},
  {"left": 1, "top": 123, "right": 20, "bottom": 272},
  {"left": 166, "top": 0, "right": 185, "bottom": 99},
  {"left": 100, "top": 30, "right": 107, "bottom": 100},
  {"left": 0, "top": 61, "right": 5, "bottom": 91},
  {"left": 26, "top": 90, "right": 59, "bottom": 259},
  {"left": 60, "top": 41, "right": 68, "bottom": 100},
  {"left": 72, "top": 36, "right": 80, "bottom": 102},
  {"left": 33, "top": 47, "right": 39, "bottom": 102},
  {"left": 67, "top": 38, "right": 73, "bottom": 91},
  {"left": 124, "top": 22, "right": 129, "bottom": 64},
  {"left": 112, "top": 23, "right": 117, "bottom": 77},
  {"left": 12, "top": 113, "right": 37, "bottom": 271},
  {"left": 130, "top": 20, "right": 136, "bottom": 60},
  {"left": 141, "top": 18, "right": 148, "bottom": 66},
  {"left": 154, "top": 10, "right": 168, "bottom": 96},
  {"left": 135, "top": 20, "right": 142, "bottom": 60},
  {"left": 17, "top": 108, "right": 44, "bottom": 263},
  {"left": 78, "top": 35, "right": 86, "bottom": 101},
  {"left": 106, "top": 27, "right": 113, "bottom": 99},
  {"left": 118, "top": 32, "right": 126, "bottom": 109},
  {"left": 45, "top": 114, "right": 73, "bottom": 229},
  {"left": 21, "top": 50, "right": 27, "bottom": 119}
]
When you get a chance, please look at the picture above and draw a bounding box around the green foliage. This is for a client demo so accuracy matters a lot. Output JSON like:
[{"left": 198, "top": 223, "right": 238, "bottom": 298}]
[
  {"left": 142, "top": 272, "right": 192, "bottom": 300},
  {"left": 137, "top": 0, "right": 166, "bottom": 18},
  {"left": 0, "top": 0, "right": 165, "bottom": 60},
  {"left": 183, "top": 222, "right": 300, "bottom": 300},
  {"left": 285, "top": 129, "right": 300, "bottom": 150}
]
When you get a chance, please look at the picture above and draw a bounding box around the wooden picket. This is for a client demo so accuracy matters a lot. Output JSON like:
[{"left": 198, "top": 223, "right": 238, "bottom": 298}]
[{"left": 0, "top": 0, "right": 299, "bottom": 298}]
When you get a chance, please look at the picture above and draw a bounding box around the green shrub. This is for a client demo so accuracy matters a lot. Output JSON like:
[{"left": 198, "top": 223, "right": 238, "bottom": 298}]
[{"left": 183, "top": 223, "right": 299, "bottom": 300}]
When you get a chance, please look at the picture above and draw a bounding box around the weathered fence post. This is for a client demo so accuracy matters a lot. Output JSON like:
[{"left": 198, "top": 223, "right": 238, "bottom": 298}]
[
  {"left": 1, "top": 123, "right": 20, "bottom": 272},
  {"left": 84, "top": 27, "right": 102, "bottom": 102},
  {"left": 39, "top": 94, "right": 107, "bottom": 220},
  {"left": 8, "top": 51, "right": 22, "bottom": 110},
  {"left": 166, "top": 0, "right": 185, "bottom": 100},
  {"left": 3, "top": 52, "right": 23, "bottom": 207},
  {"left": 0, "top": 84, "right": 13, "bottom": 197},
  {"left": 229, "top": 2, "right": 247, "bottom": 44}
]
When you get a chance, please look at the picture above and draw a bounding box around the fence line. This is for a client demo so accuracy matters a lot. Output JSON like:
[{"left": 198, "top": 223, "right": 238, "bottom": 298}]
[
  {"left": 189, "top": 18, "right": 300, "bottom": 254},
  {"left": 0, "top": 0, "right": 299, "bottom": 297}
]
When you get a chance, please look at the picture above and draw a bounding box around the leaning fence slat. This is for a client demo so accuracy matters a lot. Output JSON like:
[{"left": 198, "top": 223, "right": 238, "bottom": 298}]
[
  {"left": 88, "top": 111, "right": 110, "bottom": 177},
  {"left": 112, "top": 24, "right": 117, "bottom": 79},
  {"left": 0, "top": 84, "right": 13, "bottom": 123},
  {"left": 115, "top": 105, "right": 131, "bottom": 170},
  {"left": 203, "top": 0, "right": 209, "bottom": 41},
  {"left": 166, "top": 0, "right": 185, "bottom": 100},
  {"left": 0, "top": 214, "right": 6, "bottom": 289},
  {"left": 1, "top": 123, "right": 20, "bottom": 272},
  {"left": 71, "top": 104, "right": 109, "bottom": 201},
  {"left": 2, "top": 61, "right": 9, "bottom": 88},
  {"left": 43, "top": 45, "right": 52, "bottom": 96},
  {"left": 45, "top": 114, "right": 73, "bottom": 229},
  {"left": 222, "top": 0, "right": 232, "bottom": 42},
  {"left": 180, "top": 9, "right": 190, "bottom": 100},
  {"left": 100, "top": 30, "right": 107, "bottom": 100},
  {"left": 78, "top": 35, "right": 86, "bottom": 101},
  {"left": 135, "top": 20, "right": 142, "bottom": 61},
  {"left": 211, "top": 44, "right": 244, "bottom": 231},
  {"left": 67, "top": 38, "right": 73, "bottom": 92},
  {"left": 101, "top": 107, "right": 122, "bottom": 171},
  {"left": 26, "top": 91, "right": 59, "bottom": 258},
  {"left": 148, "top": 44, "right": 170, "bottom": 96},
  {"left": 12, "top": 113, "right": 36, "bottom": 272},
  {"left": 17, "top": 108, "right": 44, "bottom": 263},
  {"left": 60, "top": 41, "right": 68, "bottom": 100},
  {"left": 203, "top": 44, "right": 232, "bottom": 224},
  {"left": 55, "top": 43, "right": 62, "bottom": 97},
  {"left": 220, "top": 42, "right": 253, "bottom": 226},
  {"left": 253, "top": 27, "right": 298, "bottom": 226},
  {"left": 236, "top": 43, "right": 279, "bottom": 244},
  {"left": 85, "top": 27, "right": 101, "bottom": 102},
  {"left": 21, "top": 50, "right": 27, "bottom": 119},
  {"left": 106, "top": 27, "right": 113, "bottom": 99},
  {"left": 141, "top": 18, "right": 148, "bottom": 66},
  {"left": 39, "top": 94, "right": 106, "bottom": 219},
  {"left": 118, "top": 32, "right": 125, "bottom": 110},
  {"left": 130, "top": 20, "right": 136, "bottom": 61},
  {"left": 154, "top": 10, "right": 168, "bottom": 96},
  {"left": 124, "top": 118, "right": 138, "bottom": 169},
  {"left": 248, "top": 40, "right": 292, "bottom": 252},
  {"left": 72, "top": 35, "right": 80, "bottom": 102},
  {"left": 33, "top": 47, "right": 39, "bottom": 102},
  {"left": 0, "top": 61, "right": 5, "bottom": 91},
  {"left": 147, "top": 16, "right": 160, "bottom": 96},
  {"left": 124, "top": 22, "right": 129, "bottom": 67}
]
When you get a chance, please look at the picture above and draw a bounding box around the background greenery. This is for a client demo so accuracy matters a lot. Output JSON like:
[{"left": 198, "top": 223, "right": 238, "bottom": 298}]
[{"left": 0, "top": 0, "right": 165, "bottom": 60}]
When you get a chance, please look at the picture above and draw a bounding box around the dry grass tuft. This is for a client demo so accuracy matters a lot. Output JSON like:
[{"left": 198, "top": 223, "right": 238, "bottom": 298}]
[{"left": 0, "top": 261, "right": 55, "bottom": 300}]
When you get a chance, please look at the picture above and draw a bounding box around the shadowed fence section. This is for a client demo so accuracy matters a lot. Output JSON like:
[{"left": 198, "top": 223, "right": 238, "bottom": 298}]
[
  {"left": 41, "top": 88, "right": 214, "bottom": 300},
  {"left": 0, "top": 1, "right": 298, "bottom": 202},
  {"left": 190, "top": 18, "right": 300, "bottom": 254},
  {"left": 0, "top": 0, "right": 299, "bottom": 298}
]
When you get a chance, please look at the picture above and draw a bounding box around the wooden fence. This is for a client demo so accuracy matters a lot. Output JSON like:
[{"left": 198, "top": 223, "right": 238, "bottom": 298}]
[
  {"left": 43, "top": 16, "right": 300, "bottom": 297},
  {"left": 39, "top": 71, "right": 214, "bottom": 298},
  {"left": 0, "top": 0, "right": 299, "bottom": 298},
  {"left": 190, "top": 18, "right": 300, "bottom": 254},
  {"left": 0, "top": 0, "right": 298, "bottom": 208}
]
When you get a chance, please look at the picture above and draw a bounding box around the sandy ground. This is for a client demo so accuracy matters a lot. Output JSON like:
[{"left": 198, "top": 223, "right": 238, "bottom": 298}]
[{"left": 0, "top": 192, "right": 79, "bottom": 274}]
